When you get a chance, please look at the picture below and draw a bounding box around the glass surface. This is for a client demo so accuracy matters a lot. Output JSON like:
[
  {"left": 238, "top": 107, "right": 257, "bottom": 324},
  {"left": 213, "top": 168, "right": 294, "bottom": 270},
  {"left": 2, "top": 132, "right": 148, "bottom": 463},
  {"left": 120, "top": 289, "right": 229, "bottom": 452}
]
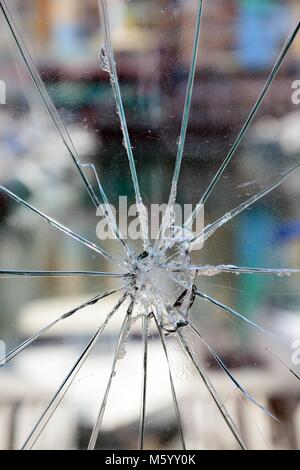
[{"left": 0, "top": 0, "right": 300, "bottom": 450}]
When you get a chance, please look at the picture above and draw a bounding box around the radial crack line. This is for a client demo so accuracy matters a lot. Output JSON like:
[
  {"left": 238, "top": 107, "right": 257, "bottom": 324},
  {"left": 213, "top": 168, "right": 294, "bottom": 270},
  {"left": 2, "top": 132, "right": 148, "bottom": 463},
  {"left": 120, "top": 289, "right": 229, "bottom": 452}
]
[
  {"left": 156, "top": 0, "right": 203, "bottom": 247},
  {"left": 0, "top": 0, "right": 136, "bottom": 264},
  {"left": 159, "top": 271, "right": 275, "bottom": 340},
  {"left": 0, "top": 0, "right": 103, "bottom": 211},
  {"left": 0, "top": 183, "right": 127, "bottom": 268},
  {"left": 264, "top": 347, "right": 300, "bottom": 382},
  {"left": 138, "top": 314, "right": 149, "bottom": 450},
  {"left": 21, "top": 293, "right": 128, "bottom": 450},
  {"left": 0, "top": 287, "right": 125, "bottom": 367},
  {"left": 152, "top": 314, "right": 186, "bottom": 450},
  {"left": 88, "top": 298, "right": 134, "bottom": 450},
  {"left": 166, "top": 164, "right": 300, "bottom": 262},
  {"left": 195, "top": 290, "right": 275, "bottom": 338},
  {"left": 176, "top": 329, "right": 247, "bottom": 450},
  {"left": 188, "top": 322, "right": 279, "bottom": 421},
  {"left": 98, "top": 0, "right": 149, "bottom": 249},
  {"left": 195, "top": 164, "right": 300, "bottom": 246},
  {"left": 167, "top": 274, "right": 298, "bottom": 380},
  {"left": 182, "top": 265, "right": 300, "bottom": 277},
  {"left": 189, "top": 20, "right": 300, "bottom": 215},
  {"left": 0, "top": 270, "right": 127, "bottom": 278},
  {"left": 168, "top": 0, "right": 203, "bottom": 206},
  {"left": 81, "top": 163, "right": 135, "bottom": 260}
]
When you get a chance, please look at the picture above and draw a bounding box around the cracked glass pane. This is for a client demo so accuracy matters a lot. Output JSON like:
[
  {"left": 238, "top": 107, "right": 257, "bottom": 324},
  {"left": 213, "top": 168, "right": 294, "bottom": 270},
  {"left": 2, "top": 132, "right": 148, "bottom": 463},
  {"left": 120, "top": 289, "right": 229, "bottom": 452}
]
[{"left": 0, "top": 0, "right": 300, "bottom": 450}]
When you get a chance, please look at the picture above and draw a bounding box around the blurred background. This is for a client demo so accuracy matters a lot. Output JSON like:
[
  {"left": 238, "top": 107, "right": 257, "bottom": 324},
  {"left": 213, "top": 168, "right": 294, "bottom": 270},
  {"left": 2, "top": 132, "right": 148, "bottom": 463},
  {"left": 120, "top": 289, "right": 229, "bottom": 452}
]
[{"left": 0, "top": 0, "right": 300, "bottom": 450}]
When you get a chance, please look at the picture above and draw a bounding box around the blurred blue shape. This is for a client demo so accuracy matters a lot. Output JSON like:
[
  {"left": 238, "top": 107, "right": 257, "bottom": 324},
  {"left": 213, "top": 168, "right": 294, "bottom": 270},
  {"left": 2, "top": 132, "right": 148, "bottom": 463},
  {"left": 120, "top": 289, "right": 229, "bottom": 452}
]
[
  {"left": 235, "top": 208, "right": 275, "bottom": 316},
  {"left": 236, "top": 0, "right": 292, "bottom": 70},
  {"left": 275, "top": 220, "right": 300, "bottom": 244},
  {"left": 53, "top": 23, "right": 83, "bottom": 60}
]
